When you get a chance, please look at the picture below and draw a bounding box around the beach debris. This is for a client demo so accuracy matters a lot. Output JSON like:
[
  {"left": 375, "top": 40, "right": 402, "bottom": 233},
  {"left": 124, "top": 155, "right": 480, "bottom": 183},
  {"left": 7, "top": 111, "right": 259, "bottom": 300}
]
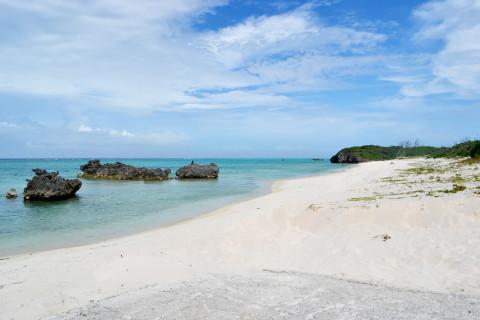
[
  {"left": 308, "top": 204, "right": 322, "bottom": 212},
  {"left": 80, "top": 160, "right": 171, "bottom": 181},
  {"left": 5, "top": 188, "right": 17, "bottom": 199},
  {"left": 24, "top": 169, "right": 82, "bottom": 201},
  {"left": 373, "top": 234, "right": 391, "bottom": 242},
  {"left": 175, "top": 162, "right": 219, "bottom": 179}
]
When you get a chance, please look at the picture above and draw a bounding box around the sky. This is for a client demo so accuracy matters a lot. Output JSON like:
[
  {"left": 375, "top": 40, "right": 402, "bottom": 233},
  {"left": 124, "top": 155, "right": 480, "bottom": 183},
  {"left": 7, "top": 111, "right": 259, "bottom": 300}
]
[{"left": 0, "top": 0, "right": 479, "bottom": 158}]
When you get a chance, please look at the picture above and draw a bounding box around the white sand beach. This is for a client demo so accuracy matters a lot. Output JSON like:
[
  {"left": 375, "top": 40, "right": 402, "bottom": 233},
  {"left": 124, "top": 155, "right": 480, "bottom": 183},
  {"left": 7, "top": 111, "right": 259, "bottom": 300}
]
[{"left": 1, "top": 158, "right": 480, "bottom": 319}]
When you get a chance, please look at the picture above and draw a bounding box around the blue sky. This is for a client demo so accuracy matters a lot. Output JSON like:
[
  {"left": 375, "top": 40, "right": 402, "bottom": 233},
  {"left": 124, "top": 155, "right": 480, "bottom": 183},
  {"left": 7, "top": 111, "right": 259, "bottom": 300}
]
[{"left": 0, "top": 0, "right": 479, "bottom": 158}]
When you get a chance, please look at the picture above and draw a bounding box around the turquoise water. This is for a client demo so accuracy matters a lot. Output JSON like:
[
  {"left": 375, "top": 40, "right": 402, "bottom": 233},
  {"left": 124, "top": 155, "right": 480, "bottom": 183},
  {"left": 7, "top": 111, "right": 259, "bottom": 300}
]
[{"left": 0, "top": 159, "right": 341, "bottom": 256}]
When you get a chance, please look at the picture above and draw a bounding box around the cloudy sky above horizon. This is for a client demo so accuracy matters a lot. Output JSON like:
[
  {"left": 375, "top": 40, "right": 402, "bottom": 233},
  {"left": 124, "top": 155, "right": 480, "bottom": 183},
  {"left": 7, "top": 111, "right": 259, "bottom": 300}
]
[{"left": 0, "top": 0, "right": 479, "bottom": 158}]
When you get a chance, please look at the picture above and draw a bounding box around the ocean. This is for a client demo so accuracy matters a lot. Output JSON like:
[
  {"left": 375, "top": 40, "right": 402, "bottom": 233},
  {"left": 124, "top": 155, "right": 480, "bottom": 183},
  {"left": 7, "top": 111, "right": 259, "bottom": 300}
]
[{"left": 0, "top": 158, "right": 342, "bottom": 256}]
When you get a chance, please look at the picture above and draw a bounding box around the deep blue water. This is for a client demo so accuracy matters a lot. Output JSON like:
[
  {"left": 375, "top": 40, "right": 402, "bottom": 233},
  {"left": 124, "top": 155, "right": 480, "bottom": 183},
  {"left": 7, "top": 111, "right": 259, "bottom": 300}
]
[{"left": 0, "top": 159, "right": 341, "bottom": 256}]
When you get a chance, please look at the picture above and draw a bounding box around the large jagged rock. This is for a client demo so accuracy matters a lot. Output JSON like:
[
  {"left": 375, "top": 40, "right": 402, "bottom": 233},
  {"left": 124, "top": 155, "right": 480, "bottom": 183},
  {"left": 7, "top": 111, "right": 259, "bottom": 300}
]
[
  {"left": 80, "top": 160, "right": 171, "bottom": 180},
  {"left": 5, "top": 188, "right": 17, "bottom": 199},
  {"left": 24, "top": 169, "right": 82, "bottom": 201},
  {"left": 175, "top": 162, "right": 219, "bottom": 179},
  {"left": 330, "top": 150, "right": 369, "bottom": 164}
]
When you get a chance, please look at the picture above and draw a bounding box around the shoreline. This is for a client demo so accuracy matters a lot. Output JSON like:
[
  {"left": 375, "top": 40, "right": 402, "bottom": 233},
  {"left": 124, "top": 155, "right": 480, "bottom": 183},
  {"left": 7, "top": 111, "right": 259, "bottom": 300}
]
[
  {"left": 1, "top": 158, "right": 479, "bottom": 319},
  {"left": 0, "top": 164, "right": 344, "bottom": 259}
]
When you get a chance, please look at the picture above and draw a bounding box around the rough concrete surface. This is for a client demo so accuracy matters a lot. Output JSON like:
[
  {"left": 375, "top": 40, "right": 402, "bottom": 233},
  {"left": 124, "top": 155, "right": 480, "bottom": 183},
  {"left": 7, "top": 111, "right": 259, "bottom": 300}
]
[{"left": 46, "top": 270, "right": 480, "bottom": 320}]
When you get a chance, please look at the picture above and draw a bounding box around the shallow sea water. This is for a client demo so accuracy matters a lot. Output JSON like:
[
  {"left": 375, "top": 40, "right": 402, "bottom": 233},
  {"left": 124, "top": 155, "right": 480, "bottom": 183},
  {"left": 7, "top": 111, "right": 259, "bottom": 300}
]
[{"left": 0, "top": 158, "right": 342, "bottom": 256}]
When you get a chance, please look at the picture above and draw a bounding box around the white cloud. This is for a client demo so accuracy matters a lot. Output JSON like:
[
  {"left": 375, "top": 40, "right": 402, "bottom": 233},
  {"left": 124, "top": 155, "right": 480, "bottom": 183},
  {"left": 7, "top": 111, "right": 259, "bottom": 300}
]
[
  {"left": 77, "top": 124, "right": 94, "bottom": 133},
  {"left": 0, "top": 121, "right": 20, "bottom": 129},
  {"left": 248, "top": 53, "right": 386, "bottom": 93},
  {"left": 202, "top": 5, "right": 386, "bottom": 68},
  {"left": 404, "top": 0, "right": 480, "bottom": 98},
  {"left": 77, "top": 124, "right": 189, "bottom": 145},
  {"left": 370, "top": 95, "right": 427, "bottom": 110},
  {"left": 0, "top": 1, "right": 387, "bottom": 111},
  {"left": 137, "top": 131, "right": 190, "bottom": 145},
  {"left": 78, "top": 124, "right": 134, "bottom": 137},
  {"left": 175, "top": 90, "right": 291, "bottom": 110}
]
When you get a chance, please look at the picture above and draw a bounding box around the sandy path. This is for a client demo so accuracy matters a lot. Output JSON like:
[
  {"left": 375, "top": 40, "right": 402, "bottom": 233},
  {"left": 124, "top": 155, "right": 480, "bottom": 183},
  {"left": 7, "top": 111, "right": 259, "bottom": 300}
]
[{"left": 1, "top": 158, "right": 479, "bottom": 319}]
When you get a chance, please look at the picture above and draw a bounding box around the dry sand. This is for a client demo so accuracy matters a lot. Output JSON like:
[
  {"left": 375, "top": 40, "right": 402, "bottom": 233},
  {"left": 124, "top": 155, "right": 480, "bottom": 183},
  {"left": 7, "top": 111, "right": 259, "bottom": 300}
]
[{"left": 1, "top": 158, "right": 479, "bottom": 319}]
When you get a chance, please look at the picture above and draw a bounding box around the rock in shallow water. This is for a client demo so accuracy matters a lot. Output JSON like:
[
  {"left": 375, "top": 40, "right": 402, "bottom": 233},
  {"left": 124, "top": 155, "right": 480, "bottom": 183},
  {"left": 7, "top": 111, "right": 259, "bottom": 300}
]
[
  {"left": 24, "top": 169, "right": 82, "bottom": 201},
  {"left": 5, "top": 188, "right": 17, "bottom": 199},
  {"left": 80, "top": 160, "right": 171, "bottom": 180},
  {"left": 175, "top": 162, "right": 219, "bottom": 179}
]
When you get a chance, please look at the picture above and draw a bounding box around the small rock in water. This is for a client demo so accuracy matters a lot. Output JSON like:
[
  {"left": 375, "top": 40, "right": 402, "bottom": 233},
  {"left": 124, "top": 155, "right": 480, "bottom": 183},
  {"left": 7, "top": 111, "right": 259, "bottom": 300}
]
[{"left": 5, "top": 188, "right": 17, "bottom": 199}]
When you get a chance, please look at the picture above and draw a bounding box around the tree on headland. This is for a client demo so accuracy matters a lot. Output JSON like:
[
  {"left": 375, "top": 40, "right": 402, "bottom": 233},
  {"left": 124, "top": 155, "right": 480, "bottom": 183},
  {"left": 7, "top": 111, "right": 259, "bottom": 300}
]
[{"left": 398, "top": 139, "right": 422, "bottom": 149}]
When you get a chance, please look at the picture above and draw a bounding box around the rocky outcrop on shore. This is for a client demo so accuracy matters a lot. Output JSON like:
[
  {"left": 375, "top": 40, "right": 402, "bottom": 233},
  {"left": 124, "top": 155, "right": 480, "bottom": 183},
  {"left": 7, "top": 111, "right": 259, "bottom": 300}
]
[
  {"left": 5, "top": 188, "right": 17, "bottom": 199},
  {"left": 175, "top": 162, "right": 219, "bottom": 179},
  {"left": 24, "top": 169, "right": 82, "bottom": 201},
  {"left": 330, "top": 150, "right": 368, "bottom": 164},
  {"left": 329, "top": 145, "right": 411, "bottom": 163},
  {"left": 80, "top": 160, "right": 171, "bottom": 180},
  {"left": 330, "top": 140, "right": 480, "bottom": 164}
]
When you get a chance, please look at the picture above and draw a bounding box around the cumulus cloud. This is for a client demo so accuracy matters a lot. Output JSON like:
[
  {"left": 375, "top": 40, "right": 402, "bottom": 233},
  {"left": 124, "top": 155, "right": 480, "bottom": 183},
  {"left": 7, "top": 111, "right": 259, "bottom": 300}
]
[
  {"left": 203, "top": 5, "right": 385, "bottom": 68},
  {"left": 0, "top": 0, "right": 387, "bottom": 111},
  {"left": 198, "top": 5, "right": 386, "bottom": 97},
  {"left": 3, "top": 1, "right": 479, "bottom": 157}
]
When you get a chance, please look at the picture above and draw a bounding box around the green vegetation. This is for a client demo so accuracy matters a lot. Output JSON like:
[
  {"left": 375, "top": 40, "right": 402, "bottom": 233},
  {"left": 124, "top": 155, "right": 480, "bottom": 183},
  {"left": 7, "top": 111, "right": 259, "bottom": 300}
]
[
  {"left": 330, "top": 140, "right": 480, "bottom": 163},
  {"left": 471, "top": 143, "right": 480, "bottom": 158},
  {"left": 459, "top": 157, "right": 480, "bottom": 165},
  {"left": 347, "top": 148, "right": 480, "bottom": 201},
  {"left": 434, "top": 140, "right": 480, "bottom": 158},
  {"left": 380, "top": 176, "right": 406, "bottom": 183},
  {"left": 404, "top": 166, "right": 437, "bottom": 175},
  {"left": 348, "top": 196, "right": 377, "bottom": 202},
  {"left": 337, "top": 145, "right": 444, "bottom": 161},
  {"left": 451, "top": 175, "right": 466, "bottom": 183},
  {"left": 440, "top": 184, "right": 467, "bottom": 193}
]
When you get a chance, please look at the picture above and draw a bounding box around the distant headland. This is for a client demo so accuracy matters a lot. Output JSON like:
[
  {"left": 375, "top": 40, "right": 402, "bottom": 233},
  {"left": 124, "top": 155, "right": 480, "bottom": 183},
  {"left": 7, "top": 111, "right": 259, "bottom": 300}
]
[{"left": 330, "top": 140, "right": 480, "bottom": 163}]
